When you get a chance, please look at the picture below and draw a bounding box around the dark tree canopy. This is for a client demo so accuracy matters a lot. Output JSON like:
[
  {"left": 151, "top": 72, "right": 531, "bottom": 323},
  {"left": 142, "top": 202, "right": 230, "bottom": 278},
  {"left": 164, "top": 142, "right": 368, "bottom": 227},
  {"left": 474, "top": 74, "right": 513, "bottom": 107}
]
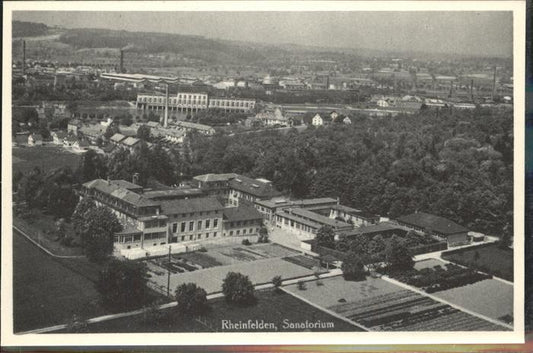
[
  {"left": 77, "top": 205, "right": 122, "bottom": 262},
  {"left": 95, "top": 259, "right": 149, "bottom": 311},
  {"left": 222, "top": 272, "right": 255, "bottom": 305},
  {"left": 384, "top": 236, "right": 414, "bottom": 271},
  {"left": 175, "top": 283, "right": 208, "bottom": 317},
  {"left": 341, "top": 252, "right": 367, "bottom": 281},
  {"left": 316, "top": 226, "right": 335, "bottom": 249}
]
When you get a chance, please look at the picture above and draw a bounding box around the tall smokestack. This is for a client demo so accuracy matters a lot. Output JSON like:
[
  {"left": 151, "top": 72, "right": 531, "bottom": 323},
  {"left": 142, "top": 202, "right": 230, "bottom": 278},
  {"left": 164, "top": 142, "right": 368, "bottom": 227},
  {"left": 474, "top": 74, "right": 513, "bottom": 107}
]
[
  {"left": 492, "top": 66, "right": 497, "bottom": 100},
  {"left": 22, "top": 40, "right": 26, "bottom": 76},
  {"left": 470, "top": 79, "right": 474, "bottom": 102},
  {"left": 120, "top": 49, "right": 124, "bottom": 73},
  {"left": 164, "top": 83, "right": 169, "bottom": 128}
]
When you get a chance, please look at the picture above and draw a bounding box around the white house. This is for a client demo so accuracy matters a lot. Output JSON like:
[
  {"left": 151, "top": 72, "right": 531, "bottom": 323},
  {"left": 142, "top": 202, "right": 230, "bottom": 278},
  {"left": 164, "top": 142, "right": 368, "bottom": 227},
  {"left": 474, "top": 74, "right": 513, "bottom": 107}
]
[
  {"left": 28, "top": 133, "right": 43, "bottom": 146},
  {"left": 312, "top": 114, "right": 324, "bottom": 126},
  {"left": 343, "top": 116, "right": 352, "bottom": 125}
]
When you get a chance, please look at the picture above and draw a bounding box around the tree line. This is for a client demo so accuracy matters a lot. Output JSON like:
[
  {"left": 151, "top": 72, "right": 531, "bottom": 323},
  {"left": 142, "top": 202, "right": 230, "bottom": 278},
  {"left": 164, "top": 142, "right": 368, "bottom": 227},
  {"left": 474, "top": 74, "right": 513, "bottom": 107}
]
[{"left": 188, "top": 107, "right": 513, "bottom": 236}]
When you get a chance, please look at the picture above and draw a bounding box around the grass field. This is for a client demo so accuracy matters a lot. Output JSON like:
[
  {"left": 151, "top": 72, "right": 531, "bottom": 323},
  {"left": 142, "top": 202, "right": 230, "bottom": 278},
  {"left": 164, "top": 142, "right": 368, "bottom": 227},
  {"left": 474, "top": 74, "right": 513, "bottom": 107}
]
[
  {"left": 12, "top": 145, "right": 82, "bottom": 174},
  {"left": 432, "top": 279, "right": 513, "bottom": 324},
  {"left": 72, "top": 288, "right": 362, "bottom": 333},
  {"left": 284, "top": 276, "right": 508, "bottom": 331},
  {"left": 442, "top": 244, "right": 513, "bottom": 281},
  {"left": 13, "top": 229, "right": 106, "bottom": 332}
]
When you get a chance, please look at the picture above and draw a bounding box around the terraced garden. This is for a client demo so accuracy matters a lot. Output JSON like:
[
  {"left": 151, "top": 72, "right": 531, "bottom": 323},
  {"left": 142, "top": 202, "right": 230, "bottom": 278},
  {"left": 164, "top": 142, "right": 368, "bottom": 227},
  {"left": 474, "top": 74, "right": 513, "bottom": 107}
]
[{"left": 285, "top": 276, "right": 509, "bottom": 332}]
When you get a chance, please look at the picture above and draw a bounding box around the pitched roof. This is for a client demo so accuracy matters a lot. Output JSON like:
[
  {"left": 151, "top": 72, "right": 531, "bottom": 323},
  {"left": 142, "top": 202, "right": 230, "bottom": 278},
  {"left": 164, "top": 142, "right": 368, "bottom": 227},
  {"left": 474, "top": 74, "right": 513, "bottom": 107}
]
[
  {"left": 396, "top": 212, "right": 468, "bottom": 236},
  {"left": 286, "top": 207, "right": 352, "bottom": 229},
  {"left": 223, "top": 204, "right": 263, "bottom": 222},
  {"left": 339, "top": 222, "right": 409, "bottom": 238},
  {"left": 122, "top": 136, "right": 140, "bottom": 146},
  {"left": 175, "top": 120, "right": 215, "bottom": 132},
  {"left": 110, "top": 133, "right": 126, "bottom": 142},
  {"left": 331, "top": 204, "right": 379, "bottom": 220},
  {"left": 194, "top": 173, "right": 238, "bottom": 183},
  {"left": 82, "top": 179, "right": 158, "bottom": 207},
  {"left": 229, "top": 175, "right": 282, "bottom": 199},
  {"left": 159, "top": 197, "right": 224, "bottom": 215}
]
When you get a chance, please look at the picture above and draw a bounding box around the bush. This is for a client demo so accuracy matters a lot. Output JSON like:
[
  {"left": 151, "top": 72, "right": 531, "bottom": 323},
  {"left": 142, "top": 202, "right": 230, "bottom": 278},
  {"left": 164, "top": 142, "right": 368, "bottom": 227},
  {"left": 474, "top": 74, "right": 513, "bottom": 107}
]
[
  {"left": 198, "top": 247, "right": 207, "bottom": 252},
  {"left": 297, "top": 280, "right": 307, "bottom": 290},
  {"left": 241, "top": 239, "right": 251, "bottom": 246},
  {"left": 60, "top": 236, "right": 74, "bottom": 247}
]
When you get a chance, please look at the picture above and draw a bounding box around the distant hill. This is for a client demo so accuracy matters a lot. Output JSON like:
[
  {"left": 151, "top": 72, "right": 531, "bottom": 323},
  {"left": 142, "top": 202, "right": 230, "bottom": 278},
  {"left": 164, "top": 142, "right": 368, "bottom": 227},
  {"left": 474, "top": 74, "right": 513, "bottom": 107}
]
[
  {"left": 13, "top": 21, "right": 49, "bottom": 37},
  {"left": 58, "top": 28, "right": 277, "bottom": 64}
]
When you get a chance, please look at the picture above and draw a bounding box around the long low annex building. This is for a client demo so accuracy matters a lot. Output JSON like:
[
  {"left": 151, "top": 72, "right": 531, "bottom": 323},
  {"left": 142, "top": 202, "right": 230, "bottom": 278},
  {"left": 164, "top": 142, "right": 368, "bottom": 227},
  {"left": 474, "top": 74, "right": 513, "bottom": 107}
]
[{"left": 136, "top": 92, "right": 255, "bottom": 113}]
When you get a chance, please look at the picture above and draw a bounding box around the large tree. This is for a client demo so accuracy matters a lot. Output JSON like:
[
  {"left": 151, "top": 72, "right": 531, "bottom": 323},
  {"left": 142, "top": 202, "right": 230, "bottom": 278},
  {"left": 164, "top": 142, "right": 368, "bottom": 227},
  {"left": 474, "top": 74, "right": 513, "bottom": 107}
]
[
  {"left": 222, "top": 272, "right": 255, "bottom": 305},
  {"left": 95, "top": 259, "right": 149, "bottom": 311},
  {"left": 77, "top": 149, "right": 108, "bottom": 182},
  {"left": 384, "top": 236, "right": 414, "bottom": 271},
  {"left": 175, "top": 283, "right": 208, "bottom": 317},
  {"left": 341, "top": 252, "right": 366, "bottom": 281},
  {"left": 78, "top": 206, "right": 122, "bottom": 262},
  {"left": 315, "top": 226, "right": 335, "bottom": 249}
]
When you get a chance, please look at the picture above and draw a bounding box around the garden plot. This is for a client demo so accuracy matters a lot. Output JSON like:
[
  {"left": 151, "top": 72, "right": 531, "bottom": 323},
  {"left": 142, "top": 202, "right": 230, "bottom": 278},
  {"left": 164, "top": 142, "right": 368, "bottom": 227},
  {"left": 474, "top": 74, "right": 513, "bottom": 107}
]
[{"left": 284, "top": 276, "right": 508, "bottom": 331}]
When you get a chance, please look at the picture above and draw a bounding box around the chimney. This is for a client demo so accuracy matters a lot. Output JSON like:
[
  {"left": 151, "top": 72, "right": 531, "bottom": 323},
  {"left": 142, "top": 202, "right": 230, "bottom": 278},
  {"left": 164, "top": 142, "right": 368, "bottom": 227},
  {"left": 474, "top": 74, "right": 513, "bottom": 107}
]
[
  {"left": 164, "top": 83, "right": 169, "bottom": 128},
  {"left": 22, "top": 40, "right": 26, "bottom": 76},
  {"left": 119, "top": 49, "right": 124, "bottom": 73},
  {"left": 492, "top": 66, "right": 497, "bottom": 100}
]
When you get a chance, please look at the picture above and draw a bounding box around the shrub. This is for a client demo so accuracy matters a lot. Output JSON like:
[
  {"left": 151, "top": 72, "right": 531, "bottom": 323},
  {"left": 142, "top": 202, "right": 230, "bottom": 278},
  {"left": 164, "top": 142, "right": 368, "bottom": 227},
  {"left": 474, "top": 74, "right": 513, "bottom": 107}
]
[
  {"left": 241, "top": 239, "right": 251, "bottom": 246},
  {"left": 222, "top": 272, "right": 255, "bottom": 305},
  {"left": 297, "top": 280, "right": 307, "bottom": 290}
]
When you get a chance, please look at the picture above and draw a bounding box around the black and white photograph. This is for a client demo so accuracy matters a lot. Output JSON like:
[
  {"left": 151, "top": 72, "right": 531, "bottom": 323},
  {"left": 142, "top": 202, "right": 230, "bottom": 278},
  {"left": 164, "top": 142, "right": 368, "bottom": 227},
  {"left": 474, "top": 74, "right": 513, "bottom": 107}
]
[{"left": 1, "top": 1, "right": 526, "bottom": 347}]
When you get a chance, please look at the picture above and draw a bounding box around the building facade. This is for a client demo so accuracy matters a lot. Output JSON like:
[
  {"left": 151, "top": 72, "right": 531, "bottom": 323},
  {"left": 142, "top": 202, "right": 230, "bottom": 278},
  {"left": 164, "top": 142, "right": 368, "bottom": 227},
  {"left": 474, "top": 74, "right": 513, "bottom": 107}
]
[{"left": 136, "top": 92, "right": 255, "bottom": 113}]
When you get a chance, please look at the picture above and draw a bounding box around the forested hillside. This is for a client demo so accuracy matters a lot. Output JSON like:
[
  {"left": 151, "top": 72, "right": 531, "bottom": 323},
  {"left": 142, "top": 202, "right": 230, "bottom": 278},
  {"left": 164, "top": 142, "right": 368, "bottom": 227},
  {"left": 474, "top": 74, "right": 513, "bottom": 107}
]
[
  {"left": 58, "top": 29, "right": 275, "bottom": 64},
  {"left": 189, "top": 107, "right": 513, "bottom": 237},
  {"left": 13, "top": 21, "right": 49, "bottom": 37}
]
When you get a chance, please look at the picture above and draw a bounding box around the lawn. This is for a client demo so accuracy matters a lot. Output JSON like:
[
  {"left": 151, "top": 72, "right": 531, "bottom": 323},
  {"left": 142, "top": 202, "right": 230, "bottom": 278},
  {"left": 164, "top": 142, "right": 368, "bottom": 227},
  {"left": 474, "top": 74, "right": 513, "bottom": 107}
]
[
  {"left": 284, "top": 276, "right": 508, "bottom": 331},
  {"left": 442, "top": 244, "right": 513, "bottom": 281},
  {"left": 12, "top": 145, "right": 83, "bottom": 174},
  {"left": 12, "top": 229, "right": 106, "bottom": 332},
  {"left": 70, "top": 288, "right": 362, "bottom": 333},
  {"left": 432, "top": 279, "right": 514, "bottom": 324}
]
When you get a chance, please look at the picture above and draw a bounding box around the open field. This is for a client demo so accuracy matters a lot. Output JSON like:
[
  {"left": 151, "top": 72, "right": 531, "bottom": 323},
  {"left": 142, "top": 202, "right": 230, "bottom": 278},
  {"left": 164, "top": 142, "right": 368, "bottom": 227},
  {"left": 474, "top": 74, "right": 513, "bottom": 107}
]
[
  {"left": 432, "top": 279, "right": 513, "bottom": 324},
  {"left": 69, "top": 288, "right": 362, "bottom": 333},
  {"left": 442, "top": 244, "right": 513, "bottom": 281},
  {"left": 13, "top": 229, "right": 106, "bottom": 332},
  {"left": 284, "top": 276, "right": 508, "bottom": 331},
  {"left": 12, "top": 145, "right": 83, "bottom": 174}
]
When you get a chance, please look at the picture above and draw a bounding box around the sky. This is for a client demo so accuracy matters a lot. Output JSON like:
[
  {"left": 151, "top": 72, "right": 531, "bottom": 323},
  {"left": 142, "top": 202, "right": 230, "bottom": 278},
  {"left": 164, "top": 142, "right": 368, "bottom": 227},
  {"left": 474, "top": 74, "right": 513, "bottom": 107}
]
[{"left": 13, "top": 11, "right": 513, "bottom": 57}]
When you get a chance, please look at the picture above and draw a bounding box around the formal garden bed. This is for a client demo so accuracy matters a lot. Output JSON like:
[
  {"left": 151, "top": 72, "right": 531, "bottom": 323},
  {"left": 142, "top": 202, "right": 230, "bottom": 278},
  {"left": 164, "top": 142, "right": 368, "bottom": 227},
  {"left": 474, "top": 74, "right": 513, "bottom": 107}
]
[{"left": 386, "top": 262, "right": 491, "bottom": 293}]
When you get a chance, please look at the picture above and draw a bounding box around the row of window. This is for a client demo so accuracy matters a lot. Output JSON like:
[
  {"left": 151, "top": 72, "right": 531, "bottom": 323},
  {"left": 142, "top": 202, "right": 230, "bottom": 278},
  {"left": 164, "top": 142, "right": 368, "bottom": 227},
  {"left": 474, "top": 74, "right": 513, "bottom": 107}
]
[
  {"left": 170, "top": 211, "right": 219, "bottom": 219},
  {"left": 171, "top": 218, "right": 219, "bottom": 233},
  {"left": 276, "top": 216, "right": 318, "bottom": 234},
  {"left": 209, "top": 100, "right": 254, "bottom": 108},
  {"left": 227, "top": 219, "right": 259, "bottom": 228}
]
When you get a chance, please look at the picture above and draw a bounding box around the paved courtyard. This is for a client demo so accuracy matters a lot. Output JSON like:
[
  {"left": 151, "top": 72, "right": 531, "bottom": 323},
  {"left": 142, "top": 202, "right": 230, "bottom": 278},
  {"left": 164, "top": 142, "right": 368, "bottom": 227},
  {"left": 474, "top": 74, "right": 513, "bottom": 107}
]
[{"left": 145, "top": 242, "right": 323, "bottom": 295}]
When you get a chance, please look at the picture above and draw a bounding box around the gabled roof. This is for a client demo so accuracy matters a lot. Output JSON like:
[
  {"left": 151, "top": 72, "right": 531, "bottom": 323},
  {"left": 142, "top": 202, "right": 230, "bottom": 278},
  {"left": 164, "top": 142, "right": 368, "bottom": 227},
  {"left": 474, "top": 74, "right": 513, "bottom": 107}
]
[
  {"left": 159, "top": 196, "right": 224, "bottom": 215},
  {"left": 82, "top": 179, "right": 158, "bottom": 207},
  {"left": 396, "top": 212, "right": 468, "bottom": 236},
  {"left": 110, "top": 133, "right": 126, "bottom": 143},
  {"left": 194, "top": 173, "right": 238, "bottom": 183},
  {"left": 229, "top": 175, "right": 282, "bottom": 199},
  {"left": 122, "top": 136, "right": 140, "bottom": 147},
  {"left": 223, "top": 204, "right": 263, "bottom": 222}
]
